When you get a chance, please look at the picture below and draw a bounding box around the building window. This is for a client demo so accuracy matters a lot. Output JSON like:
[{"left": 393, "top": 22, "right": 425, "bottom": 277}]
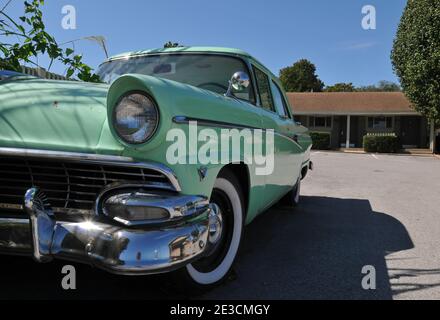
[
  {"left": 367, "top": 116, "right": 393, "bottom": 129},
  {"left": 310, "top": 116, "right": 332, "bottom": 128}
]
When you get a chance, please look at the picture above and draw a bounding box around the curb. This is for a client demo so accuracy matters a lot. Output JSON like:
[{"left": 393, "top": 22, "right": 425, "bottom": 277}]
[{"left": 313, "top": 150, "right": 436, "bottom": 158}]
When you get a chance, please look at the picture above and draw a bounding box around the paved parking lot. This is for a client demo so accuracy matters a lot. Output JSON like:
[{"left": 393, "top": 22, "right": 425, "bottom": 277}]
[{"left": 1, "top": 152, "right": 440, "bottom": 300}]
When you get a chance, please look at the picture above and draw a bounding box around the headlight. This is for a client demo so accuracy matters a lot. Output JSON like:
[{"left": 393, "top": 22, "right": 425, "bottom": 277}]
[{"left": 113, "top": 92, "right": 159, "bottom": 144}]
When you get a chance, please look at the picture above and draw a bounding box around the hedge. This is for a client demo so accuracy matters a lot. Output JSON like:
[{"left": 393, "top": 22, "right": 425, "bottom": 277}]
[
  {"left": 363, "top": 134, "right": 401, "bottom": 153},
  {"left": 310, "top": 132, "right": 331, "bottom": 150}
]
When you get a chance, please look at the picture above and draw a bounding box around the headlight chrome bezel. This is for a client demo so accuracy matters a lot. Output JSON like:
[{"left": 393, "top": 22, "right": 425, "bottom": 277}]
[{"left": 112, "top": 91, "right": 160, "bottom": 145}]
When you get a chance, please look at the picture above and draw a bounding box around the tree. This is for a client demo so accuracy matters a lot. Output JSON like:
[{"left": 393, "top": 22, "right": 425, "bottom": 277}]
[
  {"left": 279, "top": 59, "right": 324, "bottom": 92},
  {"left": 0, "top": 0, "right": 100, "bottom": 82},
  {"left": 357, "top": 81, "right": 401, "bottom": 92},
  {"left": 376, "top": 80, "right": 401, "bottom": 92},
  {"left": 391, "top": 0, "right": 440, "bottom": 123},
  {"left": 325, "top": 82, "right": 356, "bottom": 92}
]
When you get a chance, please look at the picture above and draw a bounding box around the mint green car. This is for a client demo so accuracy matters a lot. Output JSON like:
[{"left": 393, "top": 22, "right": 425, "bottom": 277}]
[{"left": 0, "top": 47, "right": 312, "bottom": 292}]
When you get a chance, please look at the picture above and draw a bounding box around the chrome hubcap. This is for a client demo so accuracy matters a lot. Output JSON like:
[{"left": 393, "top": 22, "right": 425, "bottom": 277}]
[{"left": 208, "top": 203, "right": 223, "bottom": 245}]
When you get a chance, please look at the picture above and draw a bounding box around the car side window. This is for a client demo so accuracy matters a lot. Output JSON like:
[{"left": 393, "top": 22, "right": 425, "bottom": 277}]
[
  {"left": 253, "top": 66, "right": 274, "bottom": 112},
  {"left": 270, "top": 80, "right": 291, "bottom": 119}
]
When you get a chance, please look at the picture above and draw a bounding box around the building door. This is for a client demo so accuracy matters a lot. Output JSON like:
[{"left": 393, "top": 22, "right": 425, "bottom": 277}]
[
  {"left": 339, "top": 116, "right": 346, "bottom": 148},
  {"left": 350, "top": 116, "right": 359, "bottom": 147},
  {"left": 400, "top": 116, "right": 421, "bottom": 147},
  {"left": 339, "top": 116, "right": 359, "bottom": 148}
]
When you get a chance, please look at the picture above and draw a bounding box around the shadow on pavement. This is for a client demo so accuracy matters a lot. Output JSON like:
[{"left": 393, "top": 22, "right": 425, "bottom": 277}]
[
  {"left": 0, "top": 196, "right": 413, "bottom": 300},
  {"left": 388, "top": 267, "right": 440, "bottom": 296},
  {"left": 204, "top": 196, "right": 414, "bottom": 300}
]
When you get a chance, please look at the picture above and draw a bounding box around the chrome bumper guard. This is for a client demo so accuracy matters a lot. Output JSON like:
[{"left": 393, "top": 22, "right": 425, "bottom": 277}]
[{"left": 0, "top": 188, "right": 216, "bottom": 275}]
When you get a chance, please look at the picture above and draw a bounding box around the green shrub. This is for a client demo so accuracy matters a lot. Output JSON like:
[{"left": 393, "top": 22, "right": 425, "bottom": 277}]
[
  {"left": 310, "top": 132, "right": 331, "bottom": 150},
  {"left": 363, "top": 134, "right": 401, "bottom": 153}
]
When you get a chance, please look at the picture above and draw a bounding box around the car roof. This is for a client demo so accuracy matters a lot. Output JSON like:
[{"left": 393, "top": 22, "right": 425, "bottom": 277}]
[{"left": 107, "top": 46, "right": 253, "bottom": 61}]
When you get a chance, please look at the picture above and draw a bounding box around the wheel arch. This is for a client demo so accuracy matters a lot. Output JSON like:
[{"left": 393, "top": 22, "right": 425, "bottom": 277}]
[{"left": 216, "top": 163, "right": 250, "bottom": 220}]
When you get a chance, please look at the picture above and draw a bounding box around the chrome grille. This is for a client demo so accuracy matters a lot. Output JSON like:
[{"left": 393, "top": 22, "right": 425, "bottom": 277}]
[{"left": 0, "top": 156, "right": 174, "bottom": 215}]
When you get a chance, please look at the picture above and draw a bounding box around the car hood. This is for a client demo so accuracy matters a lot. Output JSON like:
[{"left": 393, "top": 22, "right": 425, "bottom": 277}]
[{"left": 0, "top": 77, "right": 123, "bottom": 154}]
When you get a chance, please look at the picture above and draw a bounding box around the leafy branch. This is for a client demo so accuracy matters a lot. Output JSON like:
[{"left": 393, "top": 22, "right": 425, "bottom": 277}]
[{"left": 0, "top": 0, "right": 100, "bottom": 82}]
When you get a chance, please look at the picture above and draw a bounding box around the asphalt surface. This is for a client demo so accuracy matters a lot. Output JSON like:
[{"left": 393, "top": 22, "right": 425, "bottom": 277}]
[{"left": 1, "top": 152, "right": 439, "bottom": 300}]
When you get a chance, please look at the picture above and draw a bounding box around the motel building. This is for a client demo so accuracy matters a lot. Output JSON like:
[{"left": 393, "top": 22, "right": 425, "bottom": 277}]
[{"left": 288, "top": 92, "right": 437, "bottom": 153}]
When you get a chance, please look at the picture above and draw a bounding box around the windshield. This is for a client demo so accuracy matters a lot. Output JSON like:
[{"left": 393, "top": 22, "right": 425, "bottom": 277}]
[{"left": 96, "top": 54, "right": 255, "bottom": 103}]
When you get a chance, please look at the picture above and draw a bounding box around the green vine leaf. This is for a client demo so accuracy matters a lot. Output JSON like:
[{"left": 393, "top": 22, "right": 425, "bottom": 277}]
[{"left": 0, "top": 0, "right": 101, "bottom": 83}]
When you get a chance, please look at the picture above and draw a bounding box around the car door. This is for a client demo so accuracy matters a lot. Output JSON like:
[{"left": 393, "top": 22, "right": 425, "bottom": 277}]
[
  {"left": 251, "top": 65, "right": 303, "bottom": 210},
  {"left": 270, "top": 78, "right": 305, "bottom": 178}
]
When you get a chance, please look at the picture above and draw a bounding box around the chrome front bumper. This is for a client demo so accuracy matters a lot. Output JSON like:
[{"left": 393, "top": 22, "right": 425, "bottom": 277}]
[{"left": 0, "top": 188, "right": 216, "bottom": 275}]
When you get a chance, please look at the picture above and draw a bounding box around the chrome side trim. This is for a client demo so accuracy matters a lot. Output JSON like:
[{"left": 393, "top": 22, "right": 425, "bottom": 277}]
[
  {"left": 0, "top": 147, "right": 181, "bottom": 192},
  {"left": 173, "top": 115, "right": 261, "bottom": 131},
  {"left": 173, "top": 116, "right": 302, "bottom": 147}
]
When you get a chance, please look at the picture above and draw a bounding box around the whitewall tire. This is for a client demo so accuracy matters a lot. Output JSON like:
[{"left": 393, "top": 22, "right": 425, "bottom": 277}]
[
  {"left": 186, "top": 177, "right": 243, "bottom": 285},
  {"left": 172, "top": 170, "right": 244, "bottom": 293}
]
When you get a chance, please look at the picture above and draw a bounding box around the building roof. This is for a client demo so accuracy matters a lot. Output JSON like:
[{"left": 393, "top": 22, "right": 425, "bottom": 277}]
[
  {"left": 287, "top": 92, "right": 419, "bottom": 116},
  {"left": 107, "top": 46, "right": 252, "bottom": 61}
]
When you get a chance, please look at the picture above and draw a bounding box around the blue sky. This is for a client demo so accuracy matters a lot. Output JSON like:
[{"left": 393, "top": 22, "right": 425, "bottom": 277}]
[{"left": 3, "top": 0, "right": 407, "bottom": 87}]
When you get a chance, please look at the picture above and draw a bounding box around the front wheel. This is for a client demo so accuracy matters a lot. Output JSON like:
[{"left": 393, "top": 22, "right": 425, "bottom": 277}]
[{"left": 172, "top": 170, "right": 244, "bottom": 294}]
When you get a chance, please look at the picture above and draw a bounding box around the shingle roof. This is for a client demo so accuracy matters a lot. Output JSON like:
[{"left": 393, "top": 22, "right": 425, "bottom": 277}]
[{"left": 287, "top": 92, "right": 419, "bottom": 115}]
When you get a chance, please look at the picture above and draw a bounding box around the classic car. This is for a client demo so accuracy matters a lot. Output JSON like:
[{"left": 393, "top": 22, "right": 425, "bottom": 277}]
[{"left": 0, "top": 47, "right": 312, "bottom": 292}]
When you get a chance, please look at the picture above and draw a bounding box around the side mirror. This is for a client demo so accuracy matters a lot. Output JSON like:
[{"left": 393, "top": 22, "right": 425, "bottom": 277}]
[{"left": 225, "top": 71, "right": 250, "bottom": 97}]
